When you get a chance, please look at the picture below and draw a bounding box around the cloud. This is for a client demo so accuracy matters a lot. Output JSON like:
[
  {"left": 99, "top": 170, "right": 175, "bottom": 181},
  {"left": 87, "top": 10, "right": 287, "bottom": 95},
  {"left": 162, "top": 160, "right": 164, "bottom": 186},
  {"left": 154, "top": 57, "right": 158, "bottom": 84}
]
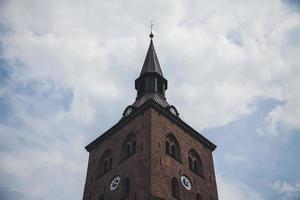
[
  {"left": 272, "top": 181, "right": 300, "bottom": 199},
  {"left": 217, "top": 176, "right": 264, "bottom": 200},
  {"left": 224, "top": 154, "right": 247, "bottom": 164},
  {"left": 0, "top": 0, "right": 299, "bottom": 199},
  {"left": 0, "top": 0, "right": 299, "bottom": 134},
  {"left": 165, "top": 0, "right": 300, "bottom": 134}
]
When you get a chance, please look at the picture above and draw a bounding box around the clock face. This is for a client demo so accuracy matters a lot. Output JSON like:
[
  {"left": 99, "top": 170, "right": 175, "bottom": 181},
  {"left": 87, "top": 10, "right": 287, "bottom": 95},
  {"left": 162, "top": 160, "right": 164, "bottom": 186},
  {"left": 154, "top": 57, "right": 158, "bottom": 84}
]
[
  {"left": 125, "top": 107, "right": 133, "bottom": 116},
  {"left": 109, "top": 176, "right": 120, "bottom": 191},
  {"left": 170, "top": 107, "right": 177, "bottom": 115},
  {"left": 181, "top": 175, "right": 192, "bottom": 190}
]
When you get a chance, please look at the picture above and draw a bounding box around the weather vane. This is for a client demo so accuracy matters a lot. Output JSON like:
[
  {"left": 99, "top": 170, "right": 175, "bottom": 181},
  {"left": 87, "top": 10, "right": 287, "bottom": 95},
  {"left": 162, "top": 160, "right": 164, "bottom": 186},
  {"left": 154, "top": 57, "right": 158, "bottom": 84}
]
[{"left": 149, "top": 20, "right": 154, "bottom": 39}]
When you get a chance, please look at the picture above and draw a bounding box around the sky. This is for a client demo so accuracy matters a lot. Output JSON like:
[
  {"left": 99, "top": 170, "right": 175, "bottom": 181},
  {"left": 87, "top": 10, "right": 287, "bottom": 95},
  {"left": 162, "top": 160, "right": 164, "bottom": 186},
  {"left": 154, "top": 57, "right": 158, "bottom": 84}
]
[{"left": 0, "top": 0, "right": 299, "bottom": 199}]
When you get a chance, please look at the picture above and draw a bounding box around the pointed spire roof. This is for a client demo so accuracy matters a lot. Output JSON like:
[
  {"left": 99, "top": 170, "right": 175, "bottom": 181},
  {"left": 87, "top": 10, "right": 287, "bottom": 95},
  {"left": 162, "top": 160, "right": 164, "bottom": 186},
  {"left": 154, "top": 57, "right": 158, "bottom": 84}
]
[{"left": 140, "top": 39, "right": 163, "bottom": 76}]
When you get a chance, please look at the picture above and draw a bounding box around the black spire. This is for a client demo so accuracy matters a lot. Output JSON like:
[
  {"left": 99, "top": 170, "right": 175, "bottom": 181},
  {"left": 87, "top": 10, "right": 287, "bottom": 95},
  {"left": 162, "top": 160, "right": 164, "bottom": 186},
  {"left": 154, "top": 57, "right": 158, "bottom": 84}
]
[
  {"left": 133, "top": 35, "right": 169, "bottom": 108},
  {"left": 140, "top": 39, "right": 163, "bottom": 76}
]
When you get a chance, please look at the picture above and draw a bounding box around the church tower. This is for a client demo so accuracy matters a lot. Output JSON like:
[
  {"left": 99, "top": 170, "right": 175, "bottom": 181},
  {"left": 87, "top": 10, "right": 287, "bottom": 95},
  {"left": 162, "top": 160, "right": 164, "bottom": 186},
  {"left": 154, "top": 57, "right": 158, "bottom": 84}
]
[{"left": 82, "top": 33, "right": 219, "bottom": 200}]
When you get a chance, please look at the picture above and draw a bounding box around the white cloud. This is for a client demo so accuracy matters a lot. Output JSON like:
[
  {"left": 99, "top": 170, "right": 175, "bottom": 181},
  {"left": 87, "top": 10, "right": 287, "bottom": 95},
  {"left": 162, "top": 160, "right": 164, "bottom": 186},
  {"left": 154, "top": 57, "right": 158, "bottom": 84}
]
[
  {"left": 217, "top": 176, "right": 264, "bottom": 200},
  {"left": 272, "top": 181, "right": 300, "bottom": 199},
  {"left": 1, "top": 0, "right": 299, "bottom": 134},
  {"left": 273, "top": 181, "right": 300, "bottom": 193},
  {"left": 0, "top": 0, "right": 299, "bottom": 199},
  {"left": 224, "top": 154, "right": 247, "bottom": 164}
]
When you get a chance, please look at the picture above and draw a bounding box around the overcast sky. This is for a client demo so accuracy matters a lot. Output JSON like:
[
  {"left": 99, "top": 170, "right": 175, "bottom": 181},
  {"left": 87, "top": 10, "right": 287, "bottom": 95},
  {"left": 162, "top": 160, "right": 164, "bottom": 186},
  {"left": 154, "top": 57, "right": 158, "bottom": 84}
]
[{"left": 0, "top": 0, "right": 300, "bottom": 199}]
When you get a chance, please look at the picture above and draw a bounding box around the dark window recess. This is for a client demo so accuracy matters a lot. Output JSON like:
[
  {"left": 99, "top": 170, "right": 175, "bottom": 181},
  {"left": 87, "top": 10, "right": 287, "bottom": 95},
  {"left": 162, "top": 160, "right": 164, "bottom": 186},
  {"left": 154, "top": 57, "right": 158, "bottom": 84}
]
[
  {"left": 104, "top": 160, "right": 108, "bottom": 171},
  {"left": 171, "top": 177, "right": 180, "bottom": 199},
  {"left": 196, "top": 193, "right": 202, "bottom": 200},
  {"left": 148, "top": 77, "right": 155, "bottom": 90},
  {"left": 122, "top": 177, "right": 130, "bottom": 199},
  {"left": 165, "top": 134, "right": 182, "bottom": 161},
  {"left": 120, "top": 133, "right": 137, "bottom": 161},
  {"left": 99, "top": 149, "right": 113, "bottom": 176},
  {"left": 139, "top": 159, "right": 143, "bottom": 167},
  {"left": 165, "top": 141, "right": 170, "bottom": 154},
  {"left": 98, "top": 194, "right": 104, "bottom": 200},
  {"left": 194, "top": 160, "right": 198, "bottom": 172},
  {"left": 188, "top": 149, "right": 204, "bottom": 177},
  {"left": 132, "top": 141, "right": 136, "bottom": 153},
  {"left": 126, "top": 144, "right": 131, "bottom": 155},
  {"left": 139, "top": 79, "right": 146, "bottom": 95},
  {"left": 157, "top": 80, "right": 164, "bottom": 95},
  {"left": 140, "top": 142, "right": 143, "bottom": 151},
  {"left": 188, "top": 157, "right": 193, "bottom": 170}
]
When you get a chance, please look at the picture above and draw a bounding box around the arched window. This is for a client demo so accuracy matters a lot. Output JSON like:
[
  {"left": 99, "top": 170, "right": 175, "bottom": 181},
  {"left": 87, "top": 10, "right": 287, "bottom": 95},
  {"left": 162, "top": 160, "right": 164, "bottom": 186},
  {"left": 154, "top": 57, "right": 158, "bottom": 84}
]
[
  {"left": 121, "top": 133, "right": 137, "bottom": 160},
  {"left": 99, "top": 149, "right": 113, "bottom": 175},
  {"left": 171, "top": 177, "right": 180, "bottom": 199},
  {"left": 122, "top": 177, "right": 130, "bottom": 199},
  {"left": 98, "top": 194, "right": 104, "bottom": 200},
  {"left": 188, "top": 149, "right": 204, "bottom": 177},
  {"left": 196, "top": 193, "right": 202, "bottom": 200},
  {"left": 165, "top": 134, "right": 181, "bottom": 161}
]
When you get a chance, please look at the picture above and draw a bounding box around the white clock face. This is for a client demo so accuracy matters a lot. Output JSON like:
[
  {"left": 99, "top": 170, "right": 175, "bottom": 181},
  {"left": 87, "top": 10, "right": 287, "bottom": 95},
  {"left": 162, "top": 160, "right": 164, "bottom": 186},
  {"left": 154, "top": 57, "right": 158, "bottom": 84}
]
[
  {"left": 109, "top": 176, "right": 120, "bottom": 191},
  {"left": 181, "top": 175, "right": 192, "bottom": 190},
  {"left": 125, "top": 107, "right": 132, "bottom": 116},
  {"left": 170, "top": 107, "right": 177, "bottom": 115}
]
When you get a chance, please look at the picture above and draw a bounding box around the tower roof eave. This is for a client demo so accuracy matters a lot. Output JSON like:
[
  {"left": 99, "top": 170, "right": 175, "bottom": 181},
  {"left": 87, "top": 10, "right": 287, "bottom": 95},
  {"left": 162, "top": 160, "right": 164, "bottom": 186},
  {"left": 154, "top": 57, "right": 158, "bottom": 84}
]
[{"left": 85, "top": 99, "right": 217, "bottom": 152}]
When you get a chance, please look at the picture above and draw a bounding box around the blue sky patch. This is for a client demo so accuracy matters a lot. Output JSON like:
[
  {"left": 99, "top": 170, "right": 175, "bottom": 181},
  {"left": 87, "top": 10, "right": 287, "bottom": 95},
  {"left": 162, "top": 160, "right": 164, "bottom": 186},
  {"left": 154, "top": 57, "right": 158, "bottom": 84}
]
[
  {"left": 207, "top": 98, "right": 300, "bottom": 199},
  {"left": 283, "top": 0, "right": 300, "bottom": 12}
]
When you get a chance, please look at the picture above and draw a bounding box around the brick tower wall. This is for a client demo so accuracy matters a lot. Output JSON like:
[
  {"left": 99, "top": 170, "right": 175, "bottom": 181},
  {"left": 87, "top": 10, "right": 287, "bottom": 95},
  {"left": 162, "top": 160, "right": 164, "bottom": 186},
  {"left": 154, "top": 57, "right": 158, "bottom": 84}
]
[
  {"left": 82, "top": 109, "right": 152, "bottom": 200},
  {"left": 150, "top": 108, "right": 218, "bottom": 200}
]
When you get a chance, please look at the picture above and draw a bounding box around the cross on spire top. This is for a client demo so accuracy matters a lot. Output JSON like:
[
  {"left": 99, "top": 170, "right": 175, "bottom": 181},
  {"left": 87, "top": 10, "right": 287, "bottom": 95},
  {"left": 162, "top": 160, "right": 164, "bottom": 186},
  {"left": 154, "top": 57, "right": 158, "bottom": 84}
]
[{"left": 149, "top": 21, "right": 154, "bottom": 39}]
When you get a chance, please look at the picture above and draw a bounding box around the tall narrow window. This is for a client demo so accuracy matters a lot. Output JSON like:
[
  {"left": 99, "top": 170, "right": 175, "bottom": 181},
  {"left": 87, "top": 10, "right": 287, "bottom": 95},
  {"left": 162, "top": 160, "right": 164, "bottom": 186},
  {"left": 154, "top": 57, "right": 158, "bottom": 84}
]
[
  {"left": 171, "top": 177, "right": 180, "bottom": 199},
  {"left": 132, "top": 140, "right": 136, "bottom": 154},
  {"left": 165, "top": 134, "right": 181, "bottom": 161},
  {"left": 121, "top": 133, "right": 137, "bottom": 161},
  {"left": 188, "top": 149, "right": 204, "bottom": 177},
  {"left": 104, "top": 160, "right": 108, "bottom": 172},
  {"left": 139, "top": 79, "right": 145, "bottom": 95},
  {"left": 196, "top": 193, "right": 202, "bottom": 200},
  {"left": 157, "top": 79, "right": 164, "bottom": 95},
  {"left": 99, "top": 149, "right": 113, "bottom": 176},
  {"left": 126, "top": 144, "right": 131, "bottom": 156},
  {"left": 166, "top": 141, "right": 170, "bottom": 154},
  {"left": 188, "top": 157, "right": 193, "bottom": 170},
  {"left": 194, "top": 160, "right": 198, "bottom": 172},
  {"left": 171, "top": 145, "right": 176, "bottom": 157},
  {"left": 98, "top": 194, "right": 104, "bottom": 200},
  {"left": 109, "top": 157, "right": 112, "bottom": 170},
  {"left": 122, "top": 177, "right": 130, "bottom": 199}
]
